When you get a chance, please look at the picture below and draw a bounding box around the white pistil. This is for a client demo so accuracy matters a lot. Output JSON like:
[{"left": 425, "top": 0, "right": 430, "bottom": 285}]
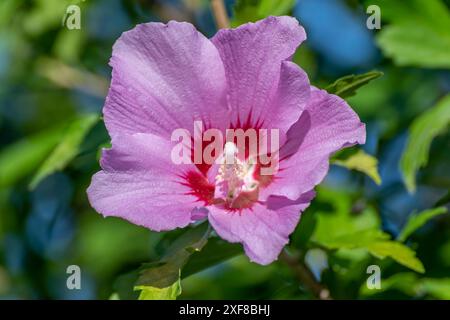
[{"left": 215, "top": 142, "right": 258, "bottom": 203}]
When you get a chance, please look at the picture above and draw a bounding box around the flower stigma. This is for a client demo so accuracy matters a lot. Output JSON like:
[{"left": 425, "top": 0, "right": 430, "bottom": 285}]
[{"left": 215, "top": 142, "right": 259, "bottom": 209}]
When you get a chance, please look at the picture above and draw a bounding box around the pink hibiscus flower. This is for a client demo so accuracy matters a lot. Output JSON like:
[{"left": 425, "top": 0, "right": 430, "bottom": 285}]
[{"left": 87, "top": 16, "right": 365, "bottom": 265}]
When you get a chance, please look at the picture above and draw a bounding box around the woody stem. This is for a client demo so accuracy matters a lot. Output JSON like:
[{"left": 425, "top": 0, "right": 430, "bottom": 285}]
[
  {"left": 279, "top": 250, "right": 332, "bottom": 300},
  {"left": 211, "top": 0, "right": 230, "bottom": 29}
]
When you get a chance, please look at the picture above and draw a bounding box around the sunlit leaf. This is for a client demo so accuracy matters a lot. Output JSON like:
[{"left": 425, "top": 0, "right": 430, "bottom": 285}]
[
  {"left": 374, "top": 0, "right": 450, "bottom": 68},
  {"left": 257, "top": 0, "right": 295, "bottom": 16},
  {"left": 135, "top": 277, "right": 182, "bottom": 300},
  {"left": 333, "top": 149, "right": 382, "bottom": 185},
  {"left": 313, "top": 190, "right": 381, "bottom": 242},
  {"left": 315, "top": 229, "right": 389, "bottom": 249},
  {"left": 29, "top": 113, "right": 98, "bottom": 189},
  {"left": 360, "top": 272, "right": 419, "bottom": 297},
  {"left": 398, "top": 207, "right": 448, "bottom": 242},
  {"left": 366, "top": 241, "right": 425, "bottom": 273},
  {"left": 0, "top": 0, "right": 22, "bottom": 28},
  {"left": 400, "top": 95, "right": 450, "bottom": 193},
  {"left": 377, "top": 25, "right": 450, "bottom": 69},
  {"left": 360, "top": 273, "right": 450, "bottom": 299},
  {"left": 232, "top": 0, "right": 295, "bottom": 27},
  {"left": 325, "top": 71, "right": 383, "bottom": 98},
  {"left": 312, "top": 191, "right": 424, "bottom": 273},
  {"left": 421, "top": 278, "right": 450, "bottom": 300},
  {"left": 108, "top": 293, "right": 120, "bottom": 300},
  {"left": 317, "top": 230, "right": 425, "bottom": 273},
  {"left": 368, "top": 0, "right": 450, "bottom": 27}
]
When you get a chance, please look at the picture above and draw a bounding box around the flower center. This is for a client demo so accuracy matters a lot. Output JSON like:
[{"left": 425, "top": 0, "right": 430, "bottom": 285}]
[{"left": 214, "top": 142, "right": 259, "bottom": 209}]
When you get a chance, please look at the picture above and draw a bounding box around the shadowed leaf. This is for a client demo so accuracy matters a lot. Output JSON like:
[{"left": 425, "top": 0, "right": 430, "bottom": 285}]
[
  {"left": 325, "top": 71, "right": 383, "bottom": 98},
  {"left": 135, "top": 223, "right": 210, "bottom": 300},
  {"left": 400, "top": 95, "right": 450, "bottom": 193},
  {"left": 398, "top": 207, "right": 448, "bottom": 242}
]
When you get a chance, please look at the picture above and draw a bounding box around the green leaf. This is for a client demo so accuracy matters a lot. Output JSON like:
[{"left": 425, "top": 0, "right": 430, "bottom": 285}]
[
  {"left": 366, "top": 241, "right": 425, "bottom": 273},
  {"left": 435, "top": 191, "right": 450, "bottom": 207},
  {"left": 232, "top": 0, "right": 259, "bottom": 26},
  {"left": 368, "top": 0, "right": 450, "bottom": 28},
  {"left": 0, "top": 0, "right": 22, "bottom": 28},
  {"left": 29, "top": 113, "right": 98, "bottom": 189},
  {"left": 183, "top": 238, "right": 242, "bottom": 278},
  {"left": 23, "top": 0, "right": 71, "bottom": 36},
  {"left": 333, "top": 149, "right": 382, "bottom": 185},
  {"left": 257, "top": 0, "right": 295, "bottom": 16},
  {"left": 316, "top": 229, "right": 390, "bottom": 249},
  {"left": 374, "top": 0, "right": 450, "bottom": 69},
  {"left": 360, "top": 272, "right": 419, "bottom": 297},
  {"left": 421, "top": 278, "right": 450, "bottom": 300},
  {"left": 325, "top": 71, "right": 383, "bottom": 98},
  {"left": 318, "top": 234, "right": 425, "bottom": 273},
  {"left": 360, "top": 273, "right": 450, "bottom": 299},
  {"left": 312, "top": 192, "right": 424, "bottom": 273},
  {"left": 291, "top": 209, "right": 317, "bottom": 249},
  {"left": 397, "top": 207, "right": 448, "bottom": 242},
  {"left": 400, "top": 95, "right": 450, "bottom": 193},
  {"left": 377, "top": 24, "right": 450, "bottom": 69},
  {"left": 134, "top": 223, "right": 211, "bottom": 300},
  {"left": 135, "top": 277, "right": 182, "bottom": 300},
  {"left": 0, "top": 126, "right": 65, "bottom": 188},
  {"left": 232, "top": 0, "right": 295, "bottom": 27},
  {"left": 113, "top": 271, "right": 140, "bottom": 300},
  {"left": 313, "top": 191, "right": 382, "bottom": 243},
  {"left": 96, "top": 142, "right": 112, "bottom": 161},
  {"left": 108, "top": 293, "right": 120, "bottom": 300},
  {"left": 317, "top": 230, "right": 425, "bottom": 273}
]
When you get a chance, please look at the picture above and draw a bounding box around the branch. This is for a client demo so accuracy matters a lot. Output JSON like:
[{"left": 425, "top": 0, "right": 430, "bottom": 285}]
[
  {"left": 211, "top": 0, "right": 230, "bottom": 29},
  {"left": 36, "top": 57, "right": 108, "bottom": 98},
  {"left": 280, "top": 250, "right": 332, "bottom": 300}
]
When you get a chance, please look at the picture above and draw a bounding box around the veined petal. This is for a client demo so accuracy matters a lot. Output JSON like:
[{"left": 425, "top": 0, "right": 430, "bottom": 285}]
[
  {"left": 211, "top": 16, "right": 307, "bottom": 127},
  {"left": 104, "top": 21, "right": 229, "bottom": 138},
  {"left": 261, "top": 87, "right": 366, "bottom": 201},
  {"left": 87, "top": 171, "right": 196, "bottom": 231},
  {"left": 100, "top": 133, "right": 187, "bottom": 174},
  {"left": 269, "top": 60, "right": 310, "bottom": 136},
  {"left": 87, "top": 133, "right": 198, "bottom": 231},
  {"left": 207, "top": 192, "right": 314, "bottom": 265}
]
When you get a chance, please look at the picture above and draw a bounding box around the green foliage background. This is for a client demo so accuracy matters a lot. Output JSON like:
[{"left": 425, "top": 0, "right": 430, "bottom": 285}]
[{"left": 0, "top": 0, "right": 449, "bottom": 300}]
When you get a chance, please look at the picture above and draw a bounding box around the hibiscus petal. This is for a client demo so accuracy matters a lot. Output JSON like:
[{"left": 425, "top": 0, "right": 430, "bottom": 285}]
[
  {"left": 211, "top": 16, "right": 307, "bottom": 127},
  {"left": 261, "top": 87, "right": 366, "bottom": 201},
  {"left": 104, "top": 21, "right": 229, "bottom": 138},
  {"left": 100, "top": 133, "right": 188, "bottom": 174},
  {"left": 269, "top": 61, "right": 310, "bottom": 133},
  {"left": 87, "top": 133, "right": 198, "bottom": 231},
  {"left": 208, "top": 192, "right": 314, "bottom": 265}
]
